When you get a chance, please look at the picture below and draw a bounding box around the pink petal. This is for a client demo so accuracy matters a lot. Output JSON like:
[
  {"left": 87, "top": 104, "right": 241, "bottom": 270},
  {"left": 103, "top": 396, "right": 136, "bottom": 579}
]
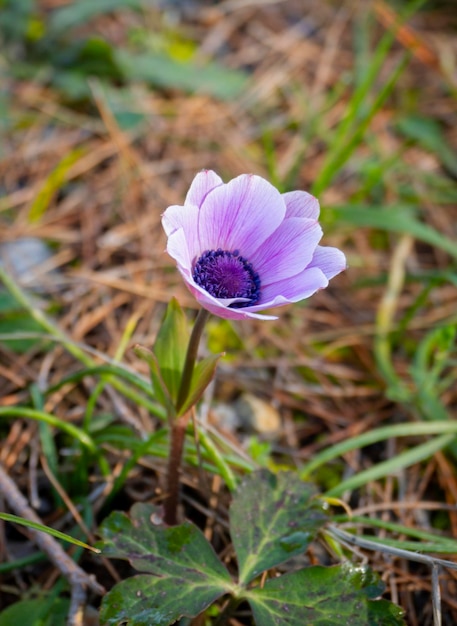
[
  {"left": 166, "top": 228, "right": 193, "bottom": 274},
  {"left": 163, "top": 204, "right": 202, "bottom": 262},
  {"left": 197, "top": 174, "right": 286, "bottom": 255},
  {"left": 162, "top": 204, "right": 194, "bottom": 237},
  {"left": 185, "top": 170, "right": 223, "bottom": 207},
  {"left": 250, "top": 217, "right": 322, "bottom": 283},
  {"left": 247, "top": 266, "right": 328, "bottom": 310},
  {"left": 309, "top": 246, "right": 347, "bottom": 279},
  {"left": 283, "top": 190, "right": 320, "bottom": 219}
]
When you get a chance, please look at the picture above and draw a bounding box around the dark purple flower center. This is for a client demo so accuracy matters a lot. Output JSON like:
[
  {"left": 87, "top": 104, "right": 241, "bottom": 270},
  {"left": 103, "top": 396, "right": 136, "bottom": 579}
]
[{"left": 193, "top": 249, "right": 261, "bottom": 308}]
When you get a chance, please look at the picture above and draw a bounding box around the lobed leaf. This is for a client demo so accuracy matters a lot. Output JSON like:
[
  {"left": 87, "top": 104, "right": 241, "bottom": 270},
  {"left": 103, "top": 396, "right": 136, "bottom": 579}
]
[
  {"left": 244, "top": 563, "right": 405, "bottom": 625},
  {"left": 230, "top": 470, "right": 327, "bottom": 585},
  {"left": 98, "top": 503, "right": 234, "bottom": 625}
]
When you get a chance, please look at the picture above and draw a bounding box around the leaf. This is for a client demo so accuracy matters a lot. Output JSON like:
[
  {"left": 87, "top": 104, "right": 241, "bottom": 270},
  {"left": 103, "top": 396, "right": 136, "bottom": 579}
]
[
  {"left": 0, "top": 597, "right": 70, "bottom": 626},
  {"left": 0, "top": 311, "right": 44, "bottom": 352},
  {"left": 177, "top": 352, "right": 223, "bottom": 417},
  {"left": 329, "top": 204, "right": 457, "bottom": 261},
  {"left": 395, "top": 115, "right": 457, "bottom": 177},
  {"left": 49, "top": 0, "right": 144, "bottom": 34},
  {"left": 325, "top": 433, "right": 455, "bottom": 498},
  {"left": 230, "top": 470, "right": 327, "bottom": 585},
  {"left": 115, "top": 49, "right": 249, "bottom": 101},
  {"left": 153, "top": 298, "right": 189, "bottom": 406},
  {"left": 28, "top": 148, "right": 85, "bottom": 222},
  {"left": 98, "top": 503, "right": 234, "bottom": 626},
  {"left": 134, "top": 345, "right": 176, "bottom": 419},
  {"left": 244, "top": 563, "right": 405, "bottom": 625}
]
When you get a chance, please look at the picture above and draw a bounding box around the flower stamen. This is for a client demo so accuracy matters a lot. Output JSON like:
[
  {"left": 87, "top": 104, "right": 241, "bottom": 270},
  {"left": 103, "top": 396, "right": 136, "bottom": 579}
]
[{"left": 193, "top": 249, "right": 261, "bottom": 308}]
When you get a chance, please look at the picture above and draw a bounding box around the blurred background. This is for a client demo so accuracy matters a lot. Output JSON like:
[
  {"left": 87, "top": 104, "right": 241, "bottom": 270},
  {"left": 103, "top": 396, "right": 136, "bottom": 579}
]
[{"left": 0, "top": 0, "right": 457, "bottom": 624}]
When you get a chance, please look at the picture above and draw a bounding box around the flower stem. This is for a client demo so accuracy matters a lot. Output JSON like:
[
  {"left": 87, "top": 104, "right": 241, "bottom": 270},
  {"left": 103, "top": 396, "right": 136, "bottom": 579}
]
[
  {"left": 164, "top": 308, "right": 210, "bottom": 525},
  {"left": 163, "top": 412, "right": 190, "bottom": 526},
  {"left": 213, "top": 596, "right": 242, "bottom": 626},
  {"left": 176, "top": 308, "right": 210, "bottom": 414}
]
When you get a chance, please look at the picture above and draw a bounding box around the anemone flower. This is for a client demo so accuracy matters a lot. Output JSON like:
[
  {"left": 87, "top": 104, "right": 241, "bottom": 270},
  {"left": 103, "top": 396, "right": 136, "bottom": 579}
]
[{"left": 162, "top": 170, "right": 346, "bottom": 320}]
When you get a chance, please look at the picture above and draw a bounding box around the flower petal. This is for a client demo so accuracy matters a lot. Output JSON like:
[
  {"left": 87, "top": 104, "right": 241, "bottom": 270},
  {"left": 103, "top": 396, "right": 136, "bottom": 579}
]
[
  {"left": 283, "top": 190, "right": 320, "bottom": 219},
  {"left": 197, "top": 174, "right": 286, "bottom": 255},
  {"left": 185, "top": 170, "right": 223, "bottom": 207},
  {"left": 250, "top": 217, "right": 322, "bottom": 283},
  {"left": 309, "top": 245, "right": 347, "bottom": 279},
  {"left": 163, "top": 204, "right": 203, "bottom": 262},
  {"left": 162, "top": 170, "right": 346, "bottom": 321},
  {"left": 247, "top": 266, "right": 329, "bottom": 310}
]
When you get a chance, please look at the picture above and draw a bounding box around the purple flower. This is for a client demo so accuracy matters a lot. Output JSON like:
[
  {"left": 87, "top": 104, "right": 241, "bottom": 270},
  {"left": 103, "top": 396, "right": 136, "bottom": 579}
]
[{"left": 162, "top": 170, "right": 346, "bottom": 320}]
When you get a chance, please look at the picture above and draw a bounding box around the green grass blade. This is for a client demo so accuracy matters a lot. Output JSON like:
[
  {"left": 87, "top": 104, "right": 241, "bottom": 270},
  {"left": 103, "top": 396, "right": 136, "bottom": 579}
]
[
  {"left": 0, "top": 513, "right": 99, "bottom": 553},
  {"left": 334, "top": 515, "right": 457, "bottom": 551},
  {"left": 301, "top": 421, "right": 457, "bottom": 479},
  {"left": 0, "top": 407, "right": 98, "bottom": 453},
  {"left": 329, "top": 204, "right": 457, "bottom": 260},
  {"left": 325, "top": 433, "right": 455, "bottom": 497}
]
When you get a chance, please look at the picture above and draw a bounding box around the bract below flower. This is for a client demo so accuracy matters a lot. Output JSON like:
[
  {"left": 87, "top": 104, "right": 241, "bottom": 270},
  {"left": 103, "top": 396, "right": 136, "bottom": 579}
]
[{"left": 162, "top": 170, "right": 346, "bottom": 320}]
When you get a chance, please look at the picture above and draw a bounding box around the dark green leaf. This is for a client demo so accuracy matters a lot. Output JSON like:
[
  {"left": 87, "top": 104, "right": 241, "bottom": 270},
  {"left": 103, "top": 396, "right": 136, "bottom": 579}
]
[
  {"left": 230, "top": 470, "right": 327, "bottom": 585},
  {"left": 0, "top": 597, "right": 70, "bottom": 626},
  {"left": 116, "top": 50, "right": 249, "bottom": 101},
  {"left": 395, "top": 115, "right": 457, "bottom": 177},
  {"left": 49, "top": 0, "right": 144, "bottom": 34},
  {"left": 0, "top": 311, "right": 45, "bottom": 352},
  {"left": 244, "top": 563, "right": 405, "bottom": 625},
  {"left": 99, "top": 503, "right": 234, "bottom": 626},
  {"left": 153, "top": 298, "right": 189, "bottom": 406},
  {"left": 329, "top": 204, "right": 457, "bottom": 261}
]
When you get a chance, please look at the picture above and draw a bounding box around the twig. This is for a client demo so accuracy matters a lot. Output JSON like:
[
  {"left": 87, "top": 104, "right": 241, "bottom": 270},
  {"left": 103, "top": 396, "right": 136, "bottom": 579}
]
[
  {"left": 327, "top": 524, "right": 457, "bottom": 570},
  {"left": 328, "top": 524, "right": 453, "bottom": 626},
  {"left": 431, "top": 563, "right": 442, "bottom": 626},
  {"left": 0, "top": 463, "right": 105, "bottom": 626}
]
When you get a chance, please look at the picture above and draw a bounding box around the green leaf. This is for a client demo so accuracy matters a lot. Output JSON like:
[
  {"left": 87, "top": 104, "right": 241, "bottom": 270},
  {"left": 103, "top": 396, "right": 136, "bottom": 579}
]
[
  {"left": 134, "top": 345, "right": 176, "bottom": 419},
  {"left": 49, "top": 0, "right": 144, "bottom": 34},
  {"left": 177, "top": 353, "right": 223, "bottom": 417},
  {"left": 325, "top": 433, "right": 455, "bottom": 498},
  {"left": 0, "top": 289, "right": 47, "bottom": 352},
  {"left": 230, "top": 470, "right": 327, "bottom": 585},
  {"left": 115, "top": 50, "right": 249, "bottom": 101},
  {"left": 98, "top": 503, "right": 234, "bottom": 626},
  {"left": 329, "top": 204, "right": 457, "bottom": 261},
  {"left": 28, "top": 148, "right": 85, "bottom": 222},
  {"left": 244, "top": 563, "right": 405, "bottom": 625},
  {"left": 0, "top": 310, "right": 44, "bottom": 352},
  {"left": 0, "top": 597, "right": 70, "bottom": 626},
  {"left": 395, "top": 115, "right": 457, "bottom": 177},
  {"left": 153, "top": 298, "right": 189, "bottom": 406}
]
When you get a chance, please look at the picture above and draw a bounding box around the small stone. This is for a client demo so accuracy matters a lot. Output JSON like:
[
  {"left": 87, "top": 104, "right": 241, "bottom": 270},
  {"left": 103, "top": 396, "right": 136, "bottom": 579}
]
[{"left": 235, "top": 393, "right": 281, "bottom": 437}]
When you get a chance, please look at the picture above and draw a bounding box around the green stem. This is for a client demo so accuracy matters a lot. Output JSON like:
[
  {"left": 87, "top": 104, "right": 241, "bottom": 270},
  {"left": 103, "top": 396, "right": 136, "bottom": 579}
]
[
  {"left": 164, "top": 308, "right": 210, "bottom": 524},
  {"left": 176, "top": 308, "right": 210, "bottom": 413}
]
